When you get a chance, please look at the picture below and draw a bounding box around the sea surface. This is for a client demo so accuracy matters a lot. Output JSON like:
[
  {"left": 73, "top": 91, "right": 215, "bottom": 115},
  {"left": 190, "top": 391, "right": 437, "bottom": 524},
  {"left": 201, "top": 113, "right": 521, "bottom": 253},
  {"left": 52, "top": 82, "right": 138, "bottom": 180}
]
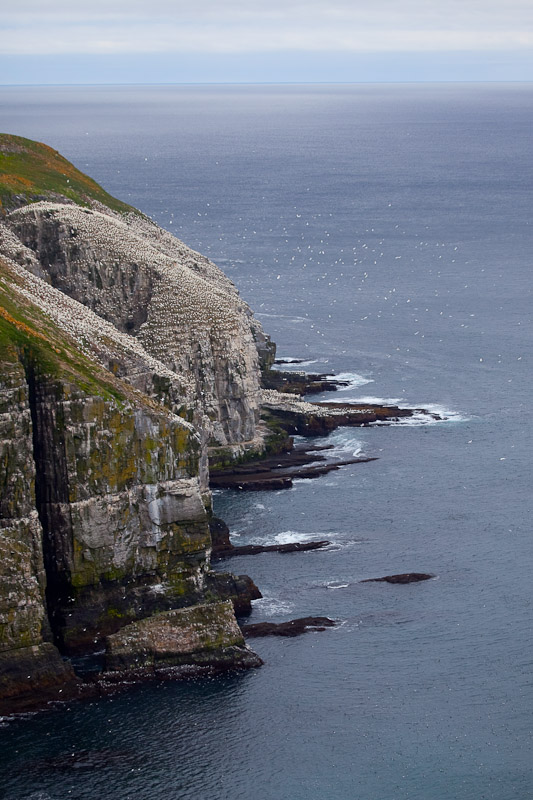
[{"left": 0, "top": 83, "right": 531, "bottom": 800}]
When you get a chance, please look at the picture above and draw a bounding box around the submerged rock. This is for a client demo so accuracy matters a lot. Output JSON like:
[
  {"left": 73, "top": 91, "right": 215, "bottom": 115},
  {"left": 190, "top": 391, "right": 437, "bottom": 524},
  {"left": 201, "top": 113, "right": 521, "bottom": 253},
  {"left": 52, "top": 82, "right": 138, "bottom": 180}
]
[
  {"left": 104, "top": 601, "right": 262, "bottom": 673},
  {"left": 209, "top": 514, "right": 331, "bottom": 560},
  {"left": 212, "top": 540, "right": 331, "bottom": 559},
  {"left": 361, "top": 573, "right": 434, "bottom": 584},
  {"left": 241, "top": 617, "right": 337, "bottom": 638}
]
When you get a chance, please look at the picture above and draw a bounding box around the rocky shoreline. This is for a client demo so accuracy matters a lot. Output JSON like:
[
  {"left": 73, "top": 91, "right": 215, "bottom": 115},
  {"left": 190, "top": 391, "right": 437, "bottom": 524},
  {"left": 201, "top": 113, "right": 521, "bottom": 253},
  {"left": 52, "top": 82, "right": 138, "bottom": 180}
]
[
  {"left": 0, "top": 363, "right": 437, "bottom": 717},
  {"left": 211, "top": 366, "right": 440, "bottom": 489},
  {"left": 0, "top": 360, "right": 437, "bottom": 717},
  {"left": 209, "top": 443, "right": 377, "bottom": 491}
]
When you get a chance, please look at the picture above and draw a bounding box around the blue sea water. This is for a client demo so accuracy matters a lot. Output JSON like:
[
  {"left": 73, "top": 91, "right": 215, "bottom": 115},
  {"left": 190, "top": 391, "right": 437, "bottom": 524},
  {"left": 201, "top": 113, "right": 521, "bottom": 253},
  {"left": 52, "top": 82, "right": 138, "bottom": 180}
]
[{"left": 0, "top": 84, "right": 531, "bottom": 800}]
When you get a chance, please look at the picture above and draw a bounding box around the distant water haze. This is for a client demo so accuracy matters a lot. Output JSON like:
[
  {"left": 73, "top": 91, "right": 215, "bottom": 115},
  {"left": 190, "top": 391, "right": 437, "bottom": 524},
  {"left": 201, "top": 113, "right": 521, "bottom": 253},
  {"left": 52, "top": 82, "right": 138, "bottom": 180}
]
[{"left": 0, "top": 83, "right": 531, "bottom": 800}]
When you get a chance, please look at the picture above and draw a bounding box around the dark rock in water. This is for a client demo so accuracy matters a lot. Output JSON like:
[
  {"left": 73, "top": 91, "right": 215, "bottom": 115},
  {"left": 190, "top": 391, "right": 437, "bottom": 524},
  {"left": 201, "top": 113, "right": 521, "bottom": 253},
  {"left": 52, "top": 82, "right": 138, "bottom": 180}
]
[
  {"left": 361, "top": 572, "right": 434, "bottom": 584},
  {"left": 205, "top": 571, "right": 262, "bottom": 615},
  {"left": 242, "top": 616, "right": 337, "bottom": 637},
  {"left": 262, "top": 368, "right": 347, "bottom": 395},
  {"left": 209, "top": 442, "right": 377, "bottom": 491},
  {"left": 209, "top": 506, "right": 331, "bottom": 563},
  {"left": 265, "top": 403, "right": 417, "bottom": 437},
  {"left": 212, "top": 539, "right": 331, "bottom": 560},
  {"left": 209, "top": 515, "right": 233, "bottom": 552}
]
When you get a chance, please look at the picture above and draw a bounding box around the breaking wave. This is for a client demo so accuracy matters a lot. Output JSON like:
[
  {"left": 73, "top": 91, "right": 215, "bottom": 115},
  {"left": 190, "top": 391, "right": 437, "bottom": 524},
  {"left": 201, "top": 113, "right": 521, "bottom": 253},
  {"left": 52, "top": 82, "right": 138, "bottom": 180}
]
[
  {"left": 335, "top": 395, "right": 468, "bottom": 426},
  {"left": 325, "top": 372, "right": 374, "bottom": 390},
  {"left": 273, "top": 530, "right": 333, "bottom": 544}
]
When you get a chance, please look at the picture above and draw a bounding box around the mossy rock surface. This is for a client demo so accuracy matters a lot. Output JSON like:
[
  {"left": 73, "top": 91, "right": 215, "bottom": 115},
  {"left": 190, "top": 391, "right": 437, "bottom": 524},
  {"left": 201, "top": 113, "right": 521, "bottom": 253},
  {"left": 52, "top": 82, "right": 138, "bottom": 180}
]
[{"left": 105, "top": 600, "right": 262, "bottom": 672}]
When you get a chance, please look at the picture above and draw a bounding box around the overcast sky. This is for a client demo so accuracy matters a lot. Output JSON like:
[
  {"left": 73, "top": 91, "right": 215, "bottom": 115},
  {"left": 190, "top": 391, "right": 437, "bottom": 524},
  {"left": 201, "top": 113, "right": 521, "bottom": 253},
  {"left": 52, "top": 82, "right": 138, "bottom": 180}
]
[{"left": 1, "top": 0, "right": 532, "bottom": 83}]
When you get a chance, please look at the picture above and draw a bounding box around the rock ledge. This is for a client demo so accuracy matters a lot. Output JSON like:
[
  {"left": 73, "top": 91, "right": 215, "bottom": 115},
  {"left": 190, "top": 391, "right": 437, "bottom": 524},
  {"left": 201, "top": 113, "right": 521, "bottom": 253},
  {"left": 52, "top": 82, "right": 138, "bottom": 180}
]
[{"left": 104, "top": 601, "right": 263, "bottom": 674}]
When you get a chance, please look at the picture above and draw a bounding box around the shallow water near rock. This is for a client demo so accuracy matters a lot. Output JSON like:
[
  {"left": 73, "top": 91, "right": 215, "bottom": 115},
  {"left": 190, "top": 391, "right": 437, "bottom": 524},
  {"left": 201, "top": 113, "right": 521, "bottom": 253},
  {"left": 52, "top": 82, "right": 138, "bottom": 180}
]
[{"left": 0, "top": 83, "right": 531, "bottom": 799}]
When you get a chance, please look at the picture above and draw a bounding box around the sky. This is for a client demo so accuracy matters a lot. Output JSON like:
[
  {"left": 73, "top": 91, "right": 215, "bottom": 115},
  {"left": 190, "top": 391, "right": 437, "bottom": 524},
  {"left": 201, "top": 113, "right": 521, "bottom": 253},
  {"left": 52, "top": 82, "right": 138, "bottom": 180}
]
[{"left": 1, "top": 0, "right": 532, "bottom": 84}]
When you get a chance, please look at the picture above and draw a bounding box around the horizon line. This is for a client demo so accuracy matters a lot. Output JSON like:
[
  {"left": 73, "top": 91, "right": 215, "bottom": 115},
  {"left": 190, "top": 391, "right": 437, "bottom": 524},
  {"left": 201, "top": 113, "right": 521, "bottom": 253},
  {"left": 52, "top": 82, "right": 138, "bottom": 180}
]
[{"left": 2, "top": 79, "right": 533, "bottom": 88}]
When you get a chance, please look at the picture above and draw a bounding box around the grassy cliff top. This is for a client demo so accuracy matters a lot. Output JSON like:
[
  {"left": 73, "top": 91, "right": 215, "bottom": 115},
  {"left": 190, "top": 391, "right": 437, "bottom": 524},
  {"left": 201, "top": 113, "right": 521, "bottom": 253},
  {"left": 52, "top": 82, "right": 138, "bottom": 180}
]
[{"left": 0, "top": 133, "right": 137, "bottom": 215}]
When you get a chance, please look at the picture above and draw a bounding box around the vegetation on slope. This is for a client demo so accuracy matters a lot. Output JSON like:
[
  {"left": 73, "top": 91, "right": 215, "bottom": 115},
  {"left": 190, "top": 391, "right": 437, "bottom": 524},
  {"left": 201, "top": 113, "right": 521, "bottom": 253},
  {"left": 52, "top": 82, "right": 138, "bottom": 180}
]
[
  {"left": 0, "top": 133, "right": 137, "bottom": 215},
  {"left": 0, "top": 256, "right": 127, "bottom": 402}
]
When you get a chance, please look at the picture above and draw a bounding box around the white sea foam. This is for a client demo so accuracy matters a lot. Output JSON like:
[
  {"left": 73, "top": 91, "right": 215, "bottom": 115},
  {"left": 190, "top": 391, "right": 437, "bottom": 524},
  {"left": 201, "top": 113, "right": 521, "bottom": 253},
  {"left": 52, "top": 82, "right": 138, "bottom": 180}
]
[
  {"left": 371, "top": 403, "right": 468, "bottom": 426},
  {"left": 273, "top": 530, "right": 330, "bottom": 544},
  {"left": 418, "top": 403, "right": 468, "bottom": 423},
  {"left": 334, "top": 395, "right": 467, "bottom": 426},
  {"left": 341, "top": 394, "right": 402, "bottom": 405},
  {"left": 320, "top": 428, "right": 366, "bottom": 458},
  {"left": 295, "top": 359, "right": 319, "bottom": 367},
  {"left": 255, "top": 312, "right": 284, "bottom": 318},
  {"left": 324, "top": 540, "right": 364, "bottom": 552},
  {"left": 252, "top": 596, "right": 294, "bottom": 615},
  {"left": 326, "top": 372, "right": 374, "bottom": 390},
  {"left": 326, "top": 582, "right": 350, "bottom": 589},
  {"left": 308, "top": 427, "right": 365, "bottom": 460}
]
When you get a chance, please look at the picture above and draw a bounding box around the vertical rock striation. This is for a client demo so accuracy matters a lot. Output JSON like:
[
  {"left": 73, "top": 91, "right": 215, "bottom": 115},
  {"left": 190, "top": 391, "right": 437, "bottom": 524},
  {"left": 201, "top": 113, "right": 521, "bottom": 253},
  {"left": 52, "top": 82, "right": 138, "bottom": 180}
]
[{"left": 0, "top": 337, "right": 75, "bottom": 703}]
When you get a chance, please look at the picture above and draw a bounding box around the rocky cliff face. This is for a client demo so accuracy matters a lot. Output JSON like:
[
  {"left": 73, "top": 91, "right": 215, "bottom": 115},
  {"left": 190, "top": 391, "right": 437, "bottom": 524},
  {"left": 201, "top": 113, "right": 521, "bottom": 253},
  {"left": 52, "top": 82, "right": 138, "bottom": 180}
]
[
  {"left": 6, "top": 201, "right": 270, "bottom": 461},
  {"left": 0, "top": 134, "right": 265, "bottom": 710},
  {"left": 0, "top": 350, "right": 74, "bottom": 703}
]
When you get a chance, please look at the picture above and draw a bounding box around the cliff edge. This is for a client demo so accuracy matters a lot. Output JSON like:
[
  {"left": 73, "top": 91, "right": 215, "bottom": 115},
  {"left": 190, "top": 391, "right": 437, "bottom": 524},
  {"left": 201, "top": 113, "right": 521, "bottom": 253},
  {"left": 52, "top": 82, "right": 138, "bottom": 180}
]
[{"left": 0, "top": 134, "right": 265, "bottom": 711}]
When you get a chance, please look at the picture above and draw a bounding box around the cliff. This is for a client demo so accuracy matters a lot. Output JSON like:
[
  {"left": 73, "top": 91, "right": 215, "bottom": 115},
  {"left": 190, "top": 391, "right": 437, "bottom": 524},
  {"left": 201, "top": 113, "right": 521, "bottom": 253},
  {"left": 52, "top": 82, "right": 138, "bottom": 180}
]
[{"left": 0, "top": 134, "right": 265, "bottom": 710}]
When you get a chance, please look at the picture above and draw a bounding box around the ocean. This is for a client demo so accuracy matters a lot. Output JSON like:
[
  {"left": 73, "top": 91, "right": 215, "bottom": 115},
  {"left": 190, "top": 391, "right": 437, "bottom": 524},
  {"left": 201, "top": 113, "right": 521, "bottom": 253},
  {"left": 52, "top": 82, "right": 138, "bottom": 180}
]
[{"left": 0, "top": 83, "right": 531, "bottom": 800}]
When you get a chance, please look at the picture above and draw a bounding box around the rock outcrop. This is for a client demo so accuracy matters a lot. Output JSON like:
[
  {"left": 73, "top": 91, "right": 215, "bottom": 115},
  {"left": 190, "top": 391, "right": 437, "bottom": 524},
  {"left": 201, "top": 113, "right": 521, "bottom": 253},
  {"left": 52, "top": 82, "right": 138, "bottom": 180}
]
[
  {"left": 241, "top": 617, "right": 337, "bottom": 638},
  {"left": 260, "top": 389, "right": 428, "bottom": 435},
  {"left": 361, "top": 573, "right": 434, "bottom": 584},
  {"left": 209, "top": 441, "right": 377, "bottom": 491},
  {"left": 105, "top": 600, "right": 262, "bottom": 674}
]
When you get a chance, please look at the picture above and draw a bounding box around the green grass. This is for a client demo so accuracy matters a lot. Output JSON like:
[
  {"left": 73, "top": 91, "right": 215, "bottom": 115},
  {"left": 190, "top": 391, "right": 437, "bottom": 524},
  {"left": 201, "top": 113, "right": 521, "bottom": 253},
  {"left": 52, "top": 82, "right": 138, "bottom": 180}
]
[
  {"left": 0, "top": 258, "right": 126, "bottom": 402},
  {"left": 0, "top": 133, "right": 138, "bottom": 215}
]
